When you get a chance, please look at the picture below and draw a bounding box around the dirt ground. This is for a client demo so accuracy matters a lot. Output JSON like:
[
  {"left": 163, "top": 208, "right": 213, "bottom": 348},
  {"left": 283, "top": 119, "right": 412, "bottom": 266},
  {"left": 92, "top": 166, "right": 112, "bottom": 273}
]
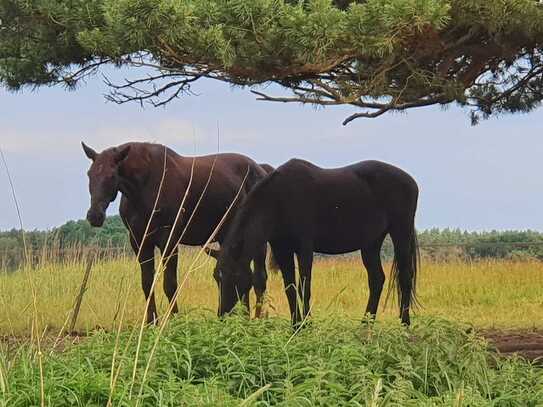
[{"left": 483, "top": 329, "right": 543, "bottom": 363}]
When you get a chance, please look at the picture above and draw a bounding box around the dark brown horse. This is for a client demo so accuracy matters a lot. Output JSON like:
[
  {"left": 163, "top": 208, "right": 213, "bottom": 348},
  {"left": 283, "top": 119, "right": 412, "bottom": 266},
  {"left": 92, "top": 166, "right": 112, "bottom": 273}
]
[
  {"left": 258, "top": 163, "right": 275, "bottom": 174},
  {"left": 82, "top": 141, "right": 272, "bottom": 323},
  {"left": 213, "top": 158, "right": 420, "bottom": 327}
]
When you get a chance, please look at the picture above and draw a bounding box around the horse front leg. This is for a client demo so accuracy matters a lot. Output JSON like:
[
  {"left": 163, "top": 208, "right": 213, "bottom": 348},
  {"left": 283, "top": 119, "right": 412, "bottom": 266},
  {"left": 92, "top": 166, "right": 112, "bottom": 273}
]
[
  {"left": 241, "top": 293, "right": 251, "bottom": 317},
  {"left": 162, "top": 246, "right": 179, "bottom": 318},
  {"left": 138, "top": 245, "right": 158, "bottom": 325},
  {"left": 252, "top": 244, "right": 268, "bottom": 319}
]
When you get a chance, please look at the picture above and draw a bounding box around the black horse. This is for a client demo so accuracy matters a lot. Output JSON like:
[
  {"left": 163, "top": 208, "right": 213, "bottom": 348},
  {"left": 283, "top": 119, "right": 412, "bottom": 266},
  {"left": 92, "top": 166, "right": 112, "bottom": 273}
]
[
  {"left": 82, "top": 141, "right": 273, "bottom": 323},
  {"left": 213, "top": 158, "right": 420, "bottom": 327}
]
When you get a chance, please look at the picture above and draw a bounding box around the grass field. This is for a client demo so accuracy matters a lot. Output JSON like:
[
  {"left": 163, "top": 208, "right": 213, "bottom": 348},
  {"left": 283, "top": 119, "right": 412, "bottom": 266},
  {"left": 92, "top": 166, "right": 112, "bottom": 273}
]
[
  {"left": 0, "top": 252, "right": 542, "bottom": 335},
  {"left": 1, "top": 254, "right": 542, "bottom": 406}
]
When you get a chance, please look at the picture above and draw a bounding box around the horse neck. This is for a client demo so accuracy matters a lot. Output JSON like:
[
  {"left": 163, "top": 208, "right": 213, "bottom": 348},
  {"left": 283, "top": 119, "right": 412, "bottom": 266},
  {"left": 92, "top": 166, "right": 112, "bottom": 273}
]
[
  {"left": 118, "top": 147, "right": 165, "bottom": 207},
  {"left": 240, "top": 204, "right": 273, "bottom": 260},
  {"left": 118, "top": 174, "right": 141, "bottom": 205}
]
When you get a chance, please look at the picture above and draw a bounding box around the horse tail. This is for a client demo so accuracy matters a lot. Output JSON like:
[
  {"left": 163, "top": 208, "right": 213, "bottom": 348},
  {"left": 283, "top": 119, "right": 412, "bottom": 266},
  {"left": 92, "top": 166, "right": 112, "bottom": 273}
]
[{"left": 387, "top": 221, "right": 420, "bottom": 311}]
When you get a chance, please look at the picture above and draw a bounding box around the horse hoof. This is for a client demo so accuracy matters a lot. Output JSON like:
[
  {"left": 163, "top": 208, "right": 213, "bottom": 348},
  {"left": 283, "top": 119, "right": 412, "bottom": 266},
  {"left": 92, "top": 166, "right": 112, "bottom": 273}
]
[{"left": 292, "top": 319, "right": 311, "bottom": 331}]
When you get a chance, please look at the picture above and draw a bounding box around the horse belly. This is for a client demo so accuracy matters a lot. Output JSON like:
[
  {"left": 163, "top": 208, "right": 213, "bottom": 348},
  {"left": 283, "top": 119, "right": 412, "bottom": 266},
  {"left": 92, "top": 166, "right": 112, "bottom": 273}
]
[
  {"left": 164, "top": 181, "right": 238, "bottom": 245},
  {"left": 313, "top": 204, "right": 387, "bottom": 254},
  {"left": 175, "top": 211, "right": 226, "bottom": 246}
]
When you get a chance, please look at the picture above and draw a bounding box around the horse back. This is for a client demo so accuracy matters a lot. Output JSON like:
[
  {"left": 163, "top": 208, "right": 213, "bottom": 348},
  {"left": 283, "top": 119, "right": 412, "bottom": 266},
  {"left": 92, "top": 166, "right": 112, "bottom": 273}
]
[
  {"left": 264, "top": 159, "right": 418, "bottom": 253},
  {"left": 119, "top": 146, "right": 267, "bottom": 246},
  {"left": 274, "top": 158, "right": 418, "bottom": 207}
]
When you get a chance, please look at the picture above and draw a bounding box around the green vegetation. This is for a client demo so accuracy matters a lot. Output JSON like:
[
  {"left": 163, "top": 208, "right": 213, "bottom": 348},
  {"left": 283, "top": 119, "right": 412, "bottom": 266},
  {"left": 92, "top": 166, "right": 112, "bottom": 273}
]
[
  {"left": 1, "top": 1, "right": 543, "bottom": 124},
  {"left": 2, "top": 316, "right": 542, "bottom": 406}
]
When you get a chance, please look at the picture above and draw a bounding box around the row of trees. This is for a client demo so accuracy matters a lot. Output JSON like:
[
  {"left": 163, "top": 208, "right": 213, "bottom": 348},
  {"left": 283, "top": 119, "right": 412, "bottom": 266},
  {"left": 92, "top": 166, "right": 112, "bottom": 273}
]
[
  {"left": 385, "top": 228, "right": 543, "bottom": 261},
  {"left": 0, "top": 216, "right": 127, "bottom": 250},
  {"left": 0, "top": 216, "right": 128, "bottom": 269},
  {"left": 2, "top": 216, "right": 543, "bottom": 269}
]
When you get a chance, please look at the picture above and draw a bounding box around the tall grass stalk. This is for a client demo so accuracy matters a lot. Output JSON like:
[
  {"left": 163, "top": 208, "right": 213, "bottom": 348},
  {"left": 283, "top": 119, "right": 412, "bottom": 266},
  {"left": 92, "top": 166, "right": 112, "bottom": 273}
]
[{"left": 1, "top": 147, "right": 46, "bottom": 407}]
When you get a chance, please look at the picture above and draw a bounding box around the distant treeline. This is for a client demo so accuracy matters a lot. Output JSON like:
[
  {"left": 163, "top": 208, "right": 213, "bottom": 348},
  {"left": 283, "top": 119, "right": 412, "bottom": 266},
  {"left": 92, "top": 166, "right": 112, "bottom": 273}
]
[
  {"left": 0, "top": 216, "right": 128, "bottom": 269},
  {"left": 387, "top": 229, "right": 543, "bottom": 262},
  {"left": 1, "top": 216, "right": 543, "bottom": 269}
]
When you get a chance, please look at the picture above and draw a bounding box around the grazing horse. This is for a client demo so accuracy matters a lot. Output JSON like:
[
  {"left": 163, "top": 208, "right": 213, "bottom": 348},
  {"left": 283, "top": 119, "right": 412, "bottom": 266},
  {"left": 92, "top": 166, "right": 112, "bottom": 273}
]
[
  {"left": 82, "top": 141, "right": 271, "bottom": 323},
  {"left": 213, "top": 158, "right": 420, "bottom": 327},
  {"left": 258, "top": 163, "right": 275, "bottom": 174}
]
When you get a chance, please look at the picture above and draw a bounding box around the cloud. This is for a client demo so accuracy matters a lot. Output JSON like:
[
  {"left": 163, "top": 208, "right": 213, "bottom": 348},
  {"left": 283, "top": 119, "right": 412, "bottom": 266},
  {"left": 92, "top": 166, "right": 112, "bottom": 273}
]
[{"left": 0, "top": 118, "right": 210, "bottom": 156}]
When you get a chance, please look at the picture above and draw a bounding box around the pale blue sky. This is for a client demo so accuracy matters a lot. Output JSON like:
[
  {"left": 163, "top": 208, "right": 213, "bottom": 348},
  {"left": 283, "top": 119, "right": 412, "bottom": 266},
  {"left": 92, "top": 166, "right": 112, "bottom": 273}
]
[{"left": 1, "top": 68, "right": 542, "bottom": 231}]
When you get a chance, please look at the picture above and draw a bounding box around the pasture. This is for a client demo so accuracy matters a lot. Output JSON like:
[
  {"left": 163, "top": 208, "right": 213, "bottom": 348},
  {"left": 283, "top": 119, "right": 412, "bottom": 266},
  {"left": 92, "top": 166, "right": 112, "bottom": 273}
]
[
  {"left": 1, "top": 252, "right": 543, "bottom": 405},
  {"left": 1, "top": 252, "right": 542, "bottom": 334}
]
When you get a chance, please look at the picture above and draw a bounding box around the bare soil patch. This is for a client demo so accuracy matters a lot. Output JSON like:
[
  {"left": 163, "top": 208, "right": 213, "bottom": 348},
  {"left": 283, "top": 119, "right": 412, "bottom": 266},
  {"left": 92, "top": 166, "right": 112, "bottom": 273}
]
[{"left": 483, "top": 329, "right": 543, "bottom": 363}]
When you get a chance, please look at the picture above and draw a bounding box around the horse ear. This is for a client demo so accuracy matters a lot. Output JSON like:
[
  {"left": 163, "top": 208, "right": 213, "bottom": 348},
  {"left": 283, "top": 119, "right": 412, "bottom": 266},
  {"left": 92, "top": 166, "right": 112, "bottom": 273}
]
[
  {"left": 115, "top": 145, "right": 131, "bottom": 164},
  {"left": 81, "top": 142, "right": 97, "bottom": 161},
  {"left": 204, "top": 246, "right": 221, "bottom": 259}
]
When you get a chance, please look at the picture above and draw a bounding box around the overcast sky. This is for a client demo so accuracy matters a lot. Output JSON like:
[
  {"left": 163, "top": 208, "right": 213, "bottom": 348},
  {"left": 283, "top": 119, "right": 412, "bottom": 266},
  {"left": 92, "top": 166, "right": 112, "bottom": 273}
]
[{"left": 1, "top": 68, "right": 542, "bottom": 232}]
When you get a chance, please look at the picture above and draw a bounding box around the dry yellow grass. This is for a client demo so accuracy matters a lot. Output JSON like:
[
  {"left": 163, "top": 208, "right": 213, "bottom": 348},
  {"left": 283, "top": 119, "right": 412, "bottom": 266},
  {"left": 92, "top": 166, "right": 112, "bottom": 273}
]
[{"left": 0, "top": 250, "right": 542, "bottom": 335}]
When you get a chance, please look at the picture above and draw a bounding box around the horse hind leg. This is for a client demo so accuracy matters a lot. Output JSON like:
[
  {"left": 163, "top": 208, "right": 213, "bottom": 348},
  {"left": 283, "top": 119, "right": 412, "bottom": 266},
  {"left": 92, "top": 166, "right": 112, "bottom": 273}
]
[
  {"left": 296, "top": 248, "right": 314, "bottom": 321},
  {"left": 360, "top": 237, "right": 386, "bottom": 321}
]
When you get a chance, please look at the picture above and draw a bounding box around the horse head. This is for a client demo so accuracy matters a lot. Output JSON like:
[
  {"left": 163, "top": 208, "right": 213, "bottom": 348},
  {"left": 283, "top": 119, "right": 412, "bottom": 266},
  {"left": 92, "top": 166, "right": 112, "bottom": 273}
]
[
  {"left": 205, "top": 240, "right": 253, "bottom": 317},
  {"left": 82, "top": 142, "right": 130, "bottom": 227}
]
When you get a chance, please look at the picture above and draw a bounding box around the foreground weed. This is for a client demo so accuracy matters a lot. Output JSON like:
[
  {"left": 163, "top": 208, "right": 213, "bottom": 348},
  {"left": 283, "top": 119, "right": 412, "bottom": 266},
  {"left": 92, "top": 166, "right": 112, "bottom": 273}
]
[{"left": 0, "top": 316, "right": 541, "bottom": 406}]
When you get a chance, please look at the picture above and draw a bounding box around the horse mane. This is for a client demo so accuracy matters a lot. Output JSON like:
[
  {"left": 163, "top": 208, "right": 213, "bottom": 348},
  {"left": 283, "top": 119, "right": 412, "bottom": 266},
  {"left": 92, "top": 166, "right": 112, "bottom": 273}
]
[
  {"left": 125, "top": 142, "right": 177, "bottom": 158},
  {"left": 114, "top": 142, "right": 181, "bottom": 175},
  {"left": 225, "top": 170, "right": 278, "bottom": 250},
  {"left": 240, "top": 170, "right": 278, "bottom": 219}
]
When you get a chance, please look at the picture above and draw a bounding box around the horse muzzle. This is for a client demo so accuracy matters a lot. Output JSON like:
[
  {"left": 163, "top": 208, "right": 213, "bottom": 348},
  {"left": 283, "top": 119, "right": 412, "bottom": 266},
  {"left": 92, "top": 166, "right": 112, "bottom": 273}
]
[{"left": 87, "top": 209, "right": 106, "bottom": 227}]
